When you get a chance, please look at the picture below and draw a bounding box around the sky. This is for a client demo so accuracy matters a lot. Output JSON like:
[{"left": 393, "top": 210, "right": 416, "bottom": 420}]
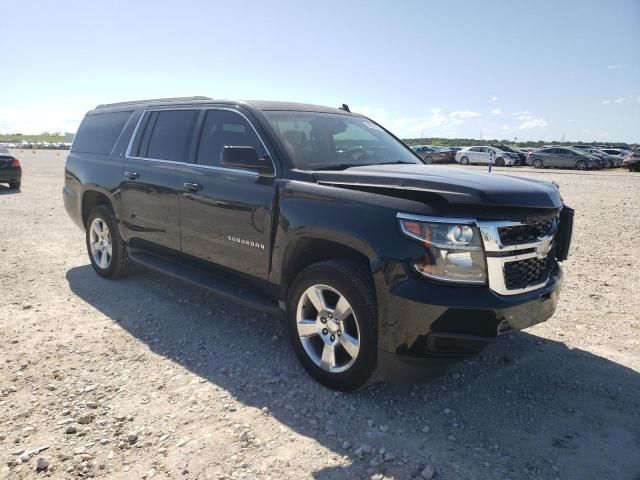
[{"left": 1, "top": 0, "right": 639, "bottom": 142}]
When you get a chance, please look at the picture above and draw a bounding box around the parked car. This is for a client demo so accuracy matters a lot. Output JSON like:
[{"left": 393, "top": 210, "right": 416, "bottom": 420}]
[
  {"left": 519, "top": 147, "right": 538, "bottom": 153},
  {"left": 0, "top": 146, "right": 21, "bottom": 189},
  {"left": 600, "top": 148, "right": 631, "bottom": 157},
  {"left": 410, "top": 145, "right": 453, "bottom": 163},
  {"left": 526, "top": 147, "right": 601, "bottom": 170},
  {"left": 622, "top": 149, "right": 640, "bottom": 172},
  {"left": 571, "top": 145, "right": 613, "bottom": 168},
  {"left": 490, "top": 144, "right": 526, "bottom": 165},
  {"left": 455, "top": 146, "right": 519, "bottom": 166},
  {"left": 64, "top": 97, "right": 573, "bottom": 390}
]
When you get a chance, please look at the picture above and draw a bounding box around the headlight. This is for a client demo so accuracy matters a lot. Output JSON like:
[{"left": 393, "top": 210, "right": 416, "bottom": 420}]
[{"left": 398, "top": 215, "right": 486, "bottom": 284}]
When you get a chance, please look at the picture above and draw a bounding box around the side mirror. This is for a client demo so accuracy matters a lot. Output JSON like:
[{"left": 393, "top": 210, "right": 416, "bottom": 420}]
[{"left": 220, "top": 146, "right": 274, "bottom": 176}]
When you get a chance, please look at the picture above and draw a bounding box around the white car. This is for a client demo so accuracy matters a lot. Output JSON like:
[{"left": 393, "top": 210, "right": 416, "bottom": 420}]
[{"left": 455, "top": 146, "right": 519, "bottom": 166}]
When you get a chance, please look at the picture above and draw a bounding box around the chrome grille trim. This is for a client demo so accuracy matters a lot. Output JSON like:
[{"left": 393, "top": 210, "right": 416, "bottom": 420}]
[
  {"left": 396, "top": 212, "right": 557, "bottom": 296},
  {"left": 478, "top": 219, "right": 556, "bottom": 295}
]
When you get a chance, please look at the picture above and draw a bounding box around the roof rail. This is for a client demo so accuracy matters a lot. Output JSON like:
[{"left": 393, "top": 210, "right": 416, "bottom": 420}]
[{"left": 95, "top": 96, "right": 212, "bottom": 109}]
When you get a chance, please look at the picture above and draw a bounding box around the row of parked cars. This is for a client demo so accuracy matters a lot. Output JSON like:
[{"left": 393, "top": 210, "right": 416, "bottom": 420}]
[
  {"left": 411, "top": 144, "right": 638, "bottom": 171},
  {"left": 0, "top": 141, "right": 72, "bottom": 150}
]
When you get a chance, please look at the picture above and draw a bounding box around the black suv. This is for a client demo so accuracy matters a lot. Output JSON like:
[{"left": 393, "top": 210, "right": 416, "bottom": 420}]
[
  {"left": 0, "top": 146, "right": 22, "bottom": 189},
  {"left": 64, "top": 97, "right": 573, "bottom": 390}
]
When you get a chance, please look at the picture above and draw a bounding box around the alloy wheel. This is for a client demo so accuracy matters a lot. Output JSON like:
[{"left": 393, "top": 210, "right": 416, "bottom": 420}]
[
  {"left": 295, "top": 284, "right": 361, "bottom": 373},
  {"left": 89, "top": 217, "right": 112, "bottom": 269}
]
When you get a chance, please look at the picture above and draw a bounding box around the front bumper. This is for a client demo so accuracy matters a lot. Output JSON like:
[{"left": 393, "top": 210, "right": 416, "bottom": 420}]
[{"left": 377, "top": 263, "right": 562, "bottom": 382}]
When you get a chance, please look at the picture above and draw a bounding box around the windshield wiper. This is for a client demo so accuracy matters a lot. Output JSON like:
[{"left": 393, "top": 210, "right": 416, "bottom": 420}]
[
  {"left": 312, "top": 163, "right": 361, "bottom": 171},
  {"left": 375, "top": 161, "right": 418, "bottom": 165},
  {"left": 313, "top": 161, "right": 418, "bottom": 171}
]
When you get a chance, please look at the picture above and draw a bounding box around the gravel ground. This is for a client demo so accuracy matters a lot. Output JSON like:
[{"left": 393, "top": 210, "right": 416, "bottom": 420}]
[{"left": 1, "top": 150, "right": 639, "bottom": 480}]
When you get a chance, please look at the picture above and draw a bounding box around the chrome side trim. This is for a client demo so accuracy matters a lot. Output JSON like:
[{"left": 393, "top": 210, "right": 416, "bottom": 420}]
[
  {"left": 124, "top": 155, "right": 259, "bottom": 178},
  {"left": 124, "top": 106, "right": 277, "bottom": 177},
  {"left": 396, "top": 212, "right": 476, "bottom": 225}
]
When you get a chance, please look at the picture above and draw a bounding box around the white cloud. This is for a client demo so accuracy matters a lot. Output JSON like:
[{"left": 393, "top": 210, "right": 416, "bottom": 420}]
[
  {"left": 603, "top": 97, "right": 627, "bottom": 105},
  {"left": 517, "top": 114, "right": 547, "bottom": 130},
  {"left": 607, "top": 64, "right": 623, "bottom": 70},
  {"left": 491, "top": 96, "right": 498, "bottom": 102},
  {"left": 500, "top": 125, "right": 510, "bottom": 130},
  {"left": 407, "top": 112, "right": 463, "bottom": 133},
  {"left": 512, "top": 110, "right": 529, "bottom": 116},
  {"left": 490, "top": 108, "right": 502, "bottom": 115},
  {"left": 449, "top": 110, "right": 481, "bottom": 118}
]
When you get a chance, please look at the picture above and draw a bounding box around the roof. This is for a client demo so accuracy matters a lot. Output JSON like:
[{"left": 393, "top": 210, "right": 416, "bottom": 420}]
[
  {"left": 242, "top": 100, "right": 354, "bottom": 115},
  {"left": 92, "top": 97, "right": 356, "bottom": 116}
]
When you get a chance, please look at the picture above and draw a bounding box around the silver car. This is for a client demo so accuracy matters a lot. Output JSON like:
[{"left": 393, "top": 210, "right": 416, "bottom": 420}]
[
  {"left": 526, "top": 147, "right": 602, "bottom": 170},
  {"left": 454, "top": 146, "right": 519, "bottom": 166}
]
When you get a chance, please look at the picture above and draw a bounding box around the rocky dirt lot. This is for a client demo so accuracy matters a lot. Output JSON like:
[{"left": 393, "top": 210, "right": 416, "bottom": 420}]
[{"left": 1, "top": 150, "right": 639, "bottom": 480}]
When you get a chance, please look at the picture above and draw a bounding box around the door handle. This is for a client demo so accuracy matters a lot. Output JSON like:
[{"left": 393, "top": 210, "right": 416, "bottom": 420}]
[
  {"left": 183, "top": 182, "right": 203, "bottom": 192},
  {"left": 124, "top": 171, "right": 139, "bottom": 180}
]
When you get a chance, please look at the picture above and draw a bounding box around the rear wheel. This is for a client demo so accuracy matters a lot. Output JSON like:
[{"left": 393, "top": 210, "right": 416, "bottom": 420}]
[
  {"left": 287, "top": 260, "right": 377, "bottom": 391},
  {"left": 459, "top": 156, "right": 469, "bottom": 165},
  {"left": 575, "top": 160, "right": 587, "bottom": 170},
  {"left": 9, "top": 181, "right": 20, "bottom": 189},
  {"left": 86, "top": 205, "right": 133, "bottom": 279},
  {"left": 532, "top": 159, "right": 543, "bottom": 169}
]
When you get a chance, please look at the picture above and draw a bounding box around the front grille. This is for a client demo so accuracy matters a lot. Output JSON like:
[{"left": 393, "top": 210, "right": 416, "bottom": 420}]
[
  {"left": 498, "top": 217, "right": 557, "bottom": 245},
  {"left": 503, "top": 255, "right": 550, "bottom": 290}
]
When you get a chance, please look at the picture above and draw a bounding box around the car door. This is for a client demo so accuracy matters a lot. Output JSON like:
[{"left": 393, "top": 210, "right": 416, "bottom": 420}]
[
  {"left": 554, "top": 148, "right": 574, "bottom": 168},
  {"left": 466, "top": 147, "right": 480, "bottom": 164},
  {"left": 179, "top": 108, "right": 277, "bottom": 280},
  {"left": 475, "top": 147, "right": 489, "bottom": 164},
  {"left": 120, "top": 109, "right": 199, "bottom": 251}
]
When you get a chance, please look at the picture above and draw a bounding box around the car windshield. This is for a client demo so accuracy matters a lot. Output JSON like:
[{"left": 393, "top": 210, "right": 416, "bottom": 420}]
[{"left": 263, "top": 111, "right": 423, "bottom": 170}]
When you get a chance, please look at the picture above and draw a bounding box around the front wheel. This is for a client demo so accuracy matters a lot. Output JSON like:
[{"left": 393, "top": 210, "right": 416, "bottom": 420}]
[
  {"left": 532, "top": 159, "right": 543, "bottom": 169},
  {"left": 86, "top": 205, "right": 133, "bottom": 279},
  {"left": 287, "top": 260, "right": 377, "bottom": 391},
  {"left": 575, "top": 160, "right": 587, "bottom": 170},
  {"left": 495, "top": 157, "right": 505, "bottom": 167},
  {"left": 9, "top": 181, "right": 20, "bottom": 189},
  {"left": 459, "top": 156, "right": 469, "bottom": 165}
]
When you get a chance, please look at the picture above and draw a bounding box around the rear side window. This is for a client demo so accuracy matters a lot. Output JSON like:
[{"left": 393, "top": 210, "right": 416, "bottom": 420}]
[
  {"left": 196, "top": 110, "right": 266, "bottom": 167},
  {"left": 72, "top": 111, "right": 133, "bottom": 154},
  {"left": 137, "top": 110, "right": 199, "bottom": 162}
]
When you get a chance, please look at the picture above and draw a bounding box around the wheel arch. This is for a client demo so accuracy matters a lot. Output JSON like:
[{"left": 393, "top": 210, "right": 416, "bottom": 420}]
[
  {"left": 81, "top": 188, "right": 115, "bottom": 229},
  {"left": 279, "top": 235, "right": 376, "bottom": 298}
]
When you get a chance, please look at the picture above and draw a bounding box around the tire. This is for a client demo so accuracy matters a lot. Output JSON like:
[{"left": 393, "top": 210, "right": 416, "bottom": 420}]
[
  {"left": 459, "top": 156, "right": 469, "bottom": 165},
  {"left": 9, "top": 182, "right": 20, "bottom": 189},
  {"left": 85, "top": 205, "right": 133, "bottom": 279},
  {"left": 575, "top": 160, "right": 587, "bottom": 170},
  {"left": 287, "top": 260, "right": 377, "bottom": 391},
  {"left": 496, "top": 157, "right": 505, "bottom": 167},
  {"left": 532, "top": 159, "right": 543, "bottom": 169}
]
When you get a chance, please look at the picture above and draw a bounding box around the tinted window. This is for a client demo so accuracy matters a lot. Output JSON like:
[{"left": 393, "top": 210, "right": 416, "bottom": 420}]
[
  {"left": 139, "top": 110, "right": 198, "bottom": 162},
  {"left": 469, "top": 147, "right": 481, "bottom": 152},
  {"left": 196, "top": 110, "right": 266, "bottom": 167},
  {"left": 73, "top": 111, "right": 133, "bottom": 154}
]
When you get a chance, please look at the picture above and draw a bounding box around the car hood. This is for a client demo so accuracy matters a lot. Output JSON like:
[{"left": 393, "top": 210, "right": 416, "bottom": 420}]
[{"left": 313, "top": 164, "right": 562, "bottom": 209}]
